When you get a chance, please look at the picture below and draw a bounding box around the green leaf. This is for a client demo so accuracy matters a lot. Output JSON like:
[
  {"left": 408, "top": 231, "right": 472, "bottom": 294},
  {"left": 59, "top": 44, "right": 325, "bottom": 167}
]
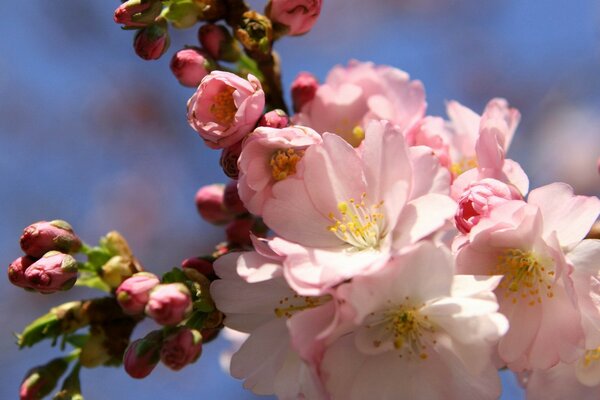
[
  {"left": 65, "top": 334, "right": 89, "bottom": 349},
  {"left": 185, "top": 311, "right": 208, "bottom": 330},
  {"left": 161, "top": 267, "right": 187, "bottom": 284},
  {"left": 237, "top": 54, "right": 264, "bottom": 80},
  {"left": 18, "top": 312, "right": 61, "bottom": 348},
  {"left": 75, "top": 274, "right": 111, "bottom": 293},
  {"left": 86, "top": 247, "right": 112, "bottom": 268},
  {"left": 193, "top": 298, "right": 215, "bottom": 313}
]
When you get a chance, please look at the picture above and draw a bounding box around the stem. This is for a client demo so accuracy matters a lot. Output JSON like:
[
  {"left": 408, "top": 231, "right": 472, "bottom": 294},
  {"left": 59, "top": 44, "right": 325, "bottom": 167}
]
[{"left": 224, "top": 0, "right": 288, "bottom": 113}]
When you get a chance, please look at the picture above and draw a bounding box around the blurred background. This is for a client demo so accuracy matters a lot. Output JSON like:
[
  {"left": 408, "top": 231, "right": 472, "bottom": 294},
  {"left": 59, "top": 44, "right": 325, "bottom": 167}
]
[{"left": 1, "top": 0, "right": 599, "bottom": 398}]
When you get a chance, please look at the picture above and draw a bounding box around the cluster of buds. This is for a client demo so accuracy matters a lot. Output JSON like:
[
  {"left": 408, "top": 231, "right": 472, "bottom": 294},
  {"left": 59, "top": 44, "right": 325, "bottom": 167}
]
[{"left": 8, "top": 221, "right": 81, "bottom": 294}]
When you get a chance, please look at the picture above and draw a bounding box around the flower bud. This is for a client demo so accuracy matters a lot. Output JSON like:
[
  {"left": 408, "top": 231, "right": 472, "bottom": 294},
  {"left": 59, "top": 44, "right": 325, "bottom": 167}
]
[
  {"left": 123, "top": 331, "right": 163, "bottom": 379},
  {"left": 20, "top": 220, "right": 82, "bottom": 259},
  {"left": 225, "top": 218, "right": 254, "bottom": 247},
  {"left": 195, "top": 184, "right": 234, "bottom": 225},
  {"left": 291, "top": 72, "right": 318, "bottom": 112},
  {"left": 20, "top": 358, "right": 69, "bottom": 400},
  {"left": 266, "top": 0, "right": 322, "bottom": 36},
  {"left": 455, "top": 178, "right": 522, "bottom": 234},
  {"left": 236, "top": 11, "right": 273, "bottom": 54},
  {"left": 198, "top": 24, "right": 241, "bottom": 62},
  {"left": 170, "top": 48, "right": 215, "bottom": 87},
  {"left": 134, "top": 21, "right": 170, "bottom": 60},
  {"left": 101, "top": 256, "right": 136, "bottom": 289},
  {"left": 24, "top": 251, "right": 78, "bottom": 294},
  {"left": 79, "top": 328, "right": 111, "bottom": 368},
  {"left": 114, "top": 0, "right": 162, "bottom": 29},
  {"left": 181, "top": 256, "right": 215, "bottom": 280},
  {"left": 223, "top": 180, "right": 247, "bottom": 215},
  {"left": 160, "top": 328, "right": 202, "bottom": 370},
  {"left": 220, "top": 142, "right": 242, "bottom": 179},
  {"left": 200, "top": 326, "right": 220, "bottom": 344},
  {"left": 116, "top": 272, "right": 160, "bottom": 315},
  {"left": 145, "top": 283, "right": 192, "bottom": 326},
  {"left": 258, "top": 109, "right": 289, "bottom": 128},
  {"left": 8, "top": 256, "right": 36, "bottom": 289}
]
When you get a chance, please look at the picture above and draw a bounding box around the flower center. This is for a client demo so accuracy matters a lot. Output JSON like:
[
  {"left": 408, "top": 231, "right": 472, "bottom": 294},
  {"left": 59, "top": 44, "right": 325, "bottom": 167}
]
[
  {"left": 450, "top": 157, "right": 477, "bottom": 177},
  {"left": 583, "top": 347, "right": 600, "bottom": 367},
  {"left": 327, "top": 193, "right": 385, "bottom": 250},
  {"left": 269, "top": 149, "right": 304, "bottom": 181},
  {"left": 496, "top": 249, "right": 555, "bottom": 305},
  {"left": 274, "top": 294, "right": 331, "bottom": 319},
  {"left": 210, "top": 86, "right": 237, "bottom": 126}
]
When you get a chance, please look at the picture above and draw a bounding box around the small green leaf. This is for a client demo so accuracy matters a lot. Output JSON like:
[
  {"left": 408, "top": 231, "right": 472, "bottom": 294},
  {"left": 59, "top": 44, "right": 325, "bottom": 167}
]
[
  {"left": 193, "top": 298, "right": 215, "bottom": 313},
  {"left": 86, "top": 247, "right": 112, "bottom": 268},
  {"left": 75, "top": 274, "right": 111, "bottom": 293},
  {"left": 18, "top": 312, "right": 61, "bottom": 348},
  {"left": 65, "top": 334, "right": 89, "bottom": 349},
  {"left": 161, "top": 267, "right": 187, "bottom": 284},
  {"left": 185, "top": 312, "right": 208, "bottom": 330}
]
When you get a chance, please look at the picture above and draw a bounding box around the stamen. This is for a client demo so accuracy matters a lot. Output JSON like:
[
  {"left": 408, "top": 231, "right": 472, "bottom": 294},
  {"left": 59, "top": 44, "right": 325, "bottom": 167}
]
[
  {"left": 584, "top": 347, "right": 600, "bottom": 367},
  {"left": 274, "top": 293, "right": 331, "bottom": 319},
  {"left": 210, "top": 86, "right": 237, "bottom": 126},
  {"left": 269, "top": 149, "right": 304, "bottom": 181},
  {"left": 496, "top": 249, "right": 554, "bottom": 305},
  {"left": 450, "top": 157, "right": 477, "bottom": 177}
]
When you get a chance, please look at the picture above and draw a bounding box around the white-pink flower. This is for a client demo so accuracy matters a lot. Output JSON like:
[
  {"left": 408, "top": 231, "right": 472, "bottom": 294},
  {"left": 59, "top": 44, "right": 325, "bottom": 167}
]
[
  {"left": 187, "top": 71, "right": 265, "bottom": 149},
  {"left": 263, "top": 120, "right": 455, "bottom": 295},
  {"left": 321, "top": 242, "right": 508, "bottom": 400},
  {"left": 237, "top": 125, "right": 322, "bottom": 216},
  {"left": 294, "top": 61, "right": 426, "bottom": 146}
]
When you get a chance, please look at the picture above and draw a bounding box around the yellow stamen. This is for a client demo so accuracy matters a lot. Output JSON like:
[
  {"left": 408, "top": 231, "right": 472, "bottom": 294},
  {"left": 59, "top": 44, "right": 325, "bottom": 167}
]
[
  {"left": 274, "top": 294, "right": 331, "bottom": 319},
  {"left": 327, "top": 193, "right": 385, "bottom": 250},
  {"left": 269, "top": 149, "right": 304, "bottom": 181},
  {"left": 210, "top": 86, "right": 237, "bottom": 126},
  {"left": 450, "top": 157, "right": 478, "bottom": 177},
  {"left": 496, "top": 249, "right": 554, "bottom": 305},
  {"left": 583, "top": 347, "right": 600, "bottom": 367}
]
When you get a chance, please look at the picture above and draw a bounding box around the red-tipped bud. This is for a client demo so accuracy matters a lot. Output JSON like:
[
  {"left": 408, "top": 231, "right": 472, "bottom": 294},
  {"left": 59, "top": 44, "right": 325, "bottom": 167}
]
[
  {"left": 123, "top": 331, "right": 163, "bottom": 379},
  {"left": 195, "top": 184, "right": 235, "bottom": 225},
  {"left": 170, "top": 48, "right": 214, "bottom": 88},
  {"left": 223, "top": 180, "right": 247, "bottom": 215},
  {"left": 24, "top": 251, "right": 78, "bottom": 294},
  {"left": 114, "top": 0, "right": 162, "bottom": 29},
  {"left": 266, "top": 0, "right": 322, "bottom": 36},
  {"left": 160, "top": 328, "right": 202, "bottom": 370},
  {"left": 145, "top": 283, "right": 192, "bottom": 326},
  {"left": 291, "top": 72, "right": 318, "bottom": 112},
  {"left": 258, "top": 109, "right": 289, "bottom": 128},
  {"left": 20, "top": 220, "right": 81, "bottom": 259},
  {"left": 225, "top": 218, "right": 254, "bottom": 247},
  {"left": 181, "top": 256, "right": 215, "bottom": 280},
  {"left": 20, "top": 358, "right": 69, "bottom": 400},
  {"left": 8, "top": 256, "right": 36, "bottom": 289},
  {"left": 220, "top": 142, "right": 242, "bottom": 179},
  {"left": 134, "top": 22, "right": 170, "bottom": 60},
  {"left": 198, "top": 24, "right": 241, "bottom": 62},
  {"left": 116, "top": 272, "right": 160, "bottom": 315}
]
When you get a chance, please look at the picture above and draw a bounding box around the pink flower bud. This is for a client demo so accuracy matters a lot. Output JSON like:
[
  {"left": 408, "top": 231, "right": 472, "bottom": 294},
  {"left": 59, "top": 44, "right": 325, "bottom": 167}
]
[
  {"left": 223, "top": 180, "right": 247, "bottom": 215},
  {"left": 198, "top": 24, "right": 240, "bottom": 62},
  {"left": 455, "top": 178, "right": 522, "bottom": 234},
  {"left": 8, "top": 256, "right": 35, "bottom": 289},
  {"left": 170, "top": 48, "right": 214, "bottom": 88},
  {"left": 195, "top": 184, "right": 234, "bottom": 225},
  {"left": 160, "top": 328, "right": 202, "bottom": 370},
  {"left": 116, "top": 272, "right": 160, "bottom": 315},
  {"left": 123, "top": 331, "right": 163, "bottom": 379},
  {"left": 258, "top": 109, "right": 289, "bottom": 128},
  {"left": 145, "top": 283, "right": 192, "bottom": 326},
  {"left": 134, "top": 22, "right": 170, "bottom": 60},
  {"left": 114, "top": 0, "right": 162, "bottom": 29},
  {"left": 291, "top": 72, "right": 318, "bottom": 112},
  {"left": 20, "top": 357, "right": 69, "bottom": 400},
  {"left": 20, "top": 220, "right": 81, "bottom": 259},
  {"left": 220, "top": 142, "right": 242, "bottom": 179},
  {"left": 225, "top": 218, "right": 254, "bottom": 247},
  {"left": 24, "top": 251, "right": 78, "bottom": 294},
  {"left": 181, "top": 256, "right": 215, "bottom": 280},
  {"left": 267, "top": 0, "right": 322, "bottom": 36},
  {"left": 187, "top": 71, "right": 265, "bottom": 149}
]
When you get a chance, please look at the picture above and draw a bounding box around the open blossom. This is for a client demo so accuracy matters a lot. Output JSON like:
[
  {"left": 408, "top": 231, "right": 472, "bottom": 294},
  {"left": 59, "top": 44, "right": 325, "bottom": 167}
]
[
  {"left": 294, "top": 61, "right": 426, "bottom": 146},
  {"left": 321, "top": 242, "right": 508, "bottom": 400},
  {"left": 187, "top": 71, "right": 265, "bottom": 149},
  {"left": 237, "top": 125, "right": 322, "bottom": 215},
  {"left": 267, "top": 0, "right": 322, "bottom": 36},
  {"left": 455, "top": 183, "right": 600, "bottom": 370},
  {"left": 145, "top": 283, "right": 192, "bottom": 326},
  {"left": 262, "top": 120, "right": 455, "bottom": 295}
]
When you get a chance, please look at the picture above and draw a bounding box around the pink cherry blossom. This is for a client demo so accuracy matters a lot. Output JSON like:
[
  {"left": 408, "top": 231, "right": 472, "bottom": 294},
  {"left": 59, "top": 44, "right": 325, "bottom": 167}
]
[
  {"left": 145, "top": 283, "right": 192, "bottom": 326},
  {"left": 321, "top": 242, "right": 507, "bottom": 400},
  {"left": 267, "top": 0, "right": 322, "bottom": 36},
  {"left": 294, "top": 61, "right": 426, "bottom": 146},
  {"left": 263, "top": 120, "right": 455, "bottom": 295},
  {"left": 237, "top": 125, "right": 322, "bottom": 215},
  {"left": 187, "top": 71, "right": 265, "bottom": 149}
]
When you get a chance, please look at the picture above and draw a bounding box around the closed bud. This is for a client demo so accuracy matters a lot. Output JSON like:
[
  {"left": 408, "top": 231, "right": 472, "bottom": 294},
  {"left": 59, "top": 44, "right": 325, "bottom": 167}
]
[
  {"left": 134, "top": 21, "right": 170, "bottom": 60},
  {"left": 116, "top": 272, "right": 160, "bottom": 315},
  {"left": 8, "top": 256, "right": 36, "bottom": 289},
  {"left": 291, "top": 72, "right": 318, "bottom": 112},
  {"left": 20, "top": 357, "right": 69, "bottom": 400},
  {"left": 101, "top": 256, "right": 134, "bottom": 289},
  {"left": 266, "top": 0, "right": 322, "bottom": 36},
  {"left": 258, "top": 109, "right": 289, "bottom": 128},
  {"left": 20, "top": 220, "right": 81, "bottom": 259},
  {"left": 225, "top": 218, "right": 254, "bottom": 247},
  {"left": 145, "top": 283, "right": 192, "bottom": 326},
  {"left": 220, "top": 142, "right": 242, "bottom": 179},
  {"left": 223, "top": 180, "right": 247, "bottom": 215},
  {"left": 236, "top": 11, "right": 273, "bottom": 54},
  {"left": 123, "top": 331, "right": 163, "bottom": 379},
  {"left": 114, "top": 0, "right": 162, "bottom": 29},
  {"left": 24, "top": 252, "right": 78, "bottom": 294},
  {"left": 195, "top": 184, "right": 234, "bottom": 225},
  {"left": 181, "top": 256, "right": 215, "bottom": 280},
  {"left": 160, "top": 328, "right": 203, "bottom": 370},
  {"left": 170, "top": 48, "right": 215, "bottom": 87},
  {"left": 198, "top": 24, "right": 240, "bottom": 62}
]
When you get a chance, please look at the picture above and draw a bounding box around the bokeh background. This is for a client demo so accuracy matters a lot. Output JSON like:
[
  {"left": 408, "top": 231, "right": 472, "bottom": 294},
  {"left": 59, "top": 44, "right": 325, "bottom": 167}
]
[{"left": 1, "top": 0, "right": 599, "bottom": 398}]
